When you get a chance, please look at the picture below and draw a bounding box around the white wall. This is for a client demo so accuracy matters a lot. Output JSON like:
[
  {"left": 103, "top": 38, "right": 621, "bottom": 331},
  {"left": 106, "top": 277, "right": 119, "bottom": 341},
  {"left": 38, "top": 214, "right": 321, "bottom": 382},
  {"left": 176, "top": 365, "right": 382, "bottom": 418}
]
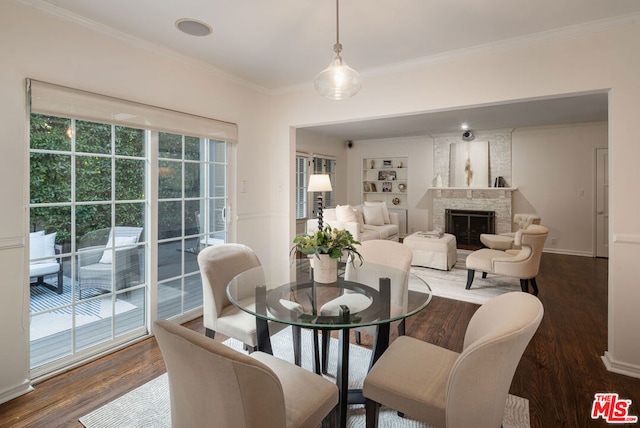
[
  {"left": 512, "top": 122, "right": 608, "bottom": 256},
  {"left": 0, "top": 0, "right": 275, "bottom": 402},
  {"left": 344, "top": 137, "right": 434, "bottom": 233},
  {"left": 273, "top": 25, "right": 640, "bottom": 378}
]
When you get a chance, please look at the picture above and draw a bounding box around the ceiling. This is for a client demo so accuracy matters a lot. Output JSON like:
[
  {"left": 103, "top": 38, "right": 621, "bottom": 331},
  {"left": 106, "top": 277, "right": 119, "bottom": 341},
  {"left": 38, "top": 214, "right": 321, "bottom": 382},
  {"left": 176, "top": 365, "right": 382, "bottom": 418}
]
[{"left": 31, "top": 0, "right": 633, "bottom": 139}]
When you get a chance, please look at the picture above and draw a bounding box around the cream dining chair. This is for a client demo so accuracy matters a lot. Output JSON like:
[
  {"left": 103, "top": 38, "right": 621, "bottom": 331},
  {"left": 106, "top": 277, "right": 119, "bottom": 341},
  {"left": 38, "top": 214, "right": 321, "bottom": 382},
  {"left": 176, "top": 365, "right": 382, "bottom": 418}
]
[
  {"left": 197, "top": 243, "right": 302, "bottom": 363},
  {"left": 154, "top": 319, "right": 338, "bottom": 428},
  {"left": 363, "top": 292, "right": 543, "bottom": 428},
  {"left": 319, "top": 239, "right": 413, "bottom": 373}
]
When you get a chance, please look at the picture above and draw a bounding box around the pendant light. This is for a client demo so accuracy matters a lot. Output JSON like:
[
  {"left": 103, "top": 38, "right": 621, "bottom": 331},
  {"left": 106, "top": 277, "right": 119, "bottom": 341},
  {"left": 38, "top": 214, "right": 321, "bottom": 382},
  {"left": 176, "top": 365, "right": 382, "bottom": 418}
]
[{"left": 314, "top": 0, "right": 362, "bottom": 100}]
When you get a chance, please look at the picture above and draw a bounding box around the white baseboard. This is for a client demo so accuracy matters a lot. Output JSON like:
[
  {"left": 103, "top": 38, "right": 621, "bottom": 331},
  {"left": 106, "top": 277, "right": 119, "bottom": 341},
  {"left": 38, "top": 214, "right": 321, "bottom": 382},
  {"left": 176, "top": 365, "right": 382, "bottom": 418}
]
[
  {"left": 602, "top": 351, "right": 640, "bottom": 380},
  {"left": 0, "top": 379, "right": 33, "bottom": 405},
  {"left": 542, "top": 248, "right": 594, "bottom": 257}
]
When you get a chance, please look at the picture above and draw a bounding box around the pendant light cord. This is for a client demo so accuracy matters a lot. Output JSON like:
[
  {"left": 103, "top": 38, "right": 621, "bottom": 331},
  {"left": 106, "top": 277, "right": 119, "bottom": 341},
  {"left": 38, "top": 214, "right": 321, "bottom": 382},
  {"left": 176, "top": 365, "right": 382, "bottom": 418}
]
[{"left": 334, "top": 0, "right": 342, "bottom": 54}]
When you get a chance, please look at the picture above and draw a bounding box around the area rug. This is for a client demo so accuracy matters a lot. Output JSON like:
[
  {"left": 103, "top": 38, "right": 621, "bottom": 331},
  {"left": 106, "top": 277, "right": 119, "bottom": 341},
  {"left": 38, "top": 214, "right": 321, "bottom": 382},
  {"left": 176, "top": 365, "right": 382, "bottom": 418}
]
[
  {"left": 80, "top": 327, "right": 529, "bottom": 428},
  {"left": 410, "top": 250, "right": 523, "bottom": 304}
]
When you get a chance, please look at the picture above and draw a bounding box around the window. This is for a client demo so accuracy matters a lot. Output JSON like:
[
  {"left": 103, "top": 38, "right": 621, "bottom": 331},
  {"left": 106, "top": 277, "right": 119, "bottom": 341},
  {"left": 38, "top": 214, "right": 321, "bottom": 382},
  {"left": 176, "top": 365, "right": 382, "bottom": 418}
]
[
  {"left": 295, "top": 155, "right": 308, "bottom": 219},
  {"left": 28, "top": 80, "right": 236, "bottom": 378}
]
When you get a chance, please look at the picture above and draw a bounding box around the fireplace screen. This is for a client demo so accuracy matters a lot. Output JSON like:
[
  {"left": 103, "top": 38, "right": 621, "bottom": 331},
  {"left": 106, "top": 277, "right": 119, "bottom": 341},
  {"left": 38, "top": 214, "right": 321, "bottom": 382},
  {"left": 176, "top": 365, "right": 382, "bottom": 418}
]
[{"left": 445, "top": 209, "right": 495, "bottom": 247}]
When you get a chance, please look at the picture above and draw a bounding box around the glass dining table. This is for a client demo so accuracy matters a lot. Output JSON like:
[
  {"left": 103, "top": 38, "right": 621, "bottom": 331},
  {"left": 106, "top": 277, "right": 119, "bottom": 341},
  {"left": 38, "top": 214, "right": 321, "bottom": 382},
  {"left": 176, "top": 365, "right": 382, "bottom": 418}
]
[{"left": 226, "top": 259, "right": 432, "bottom": 428}]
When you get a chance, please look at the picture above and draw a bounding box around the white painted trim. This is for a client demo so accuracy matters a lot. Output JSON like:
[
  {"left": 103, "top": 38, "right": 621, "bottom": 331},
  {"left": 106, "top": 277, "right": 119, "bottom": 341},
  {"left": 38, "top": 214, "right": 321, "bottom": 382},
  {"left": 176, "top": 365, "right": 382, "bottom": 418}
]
[
  {"left": 602, "top": 351, "right": 640, "bottom": 380},
  {"left": 0, "top": 236, "right": 24, "bottom": 250},
  {"left": 0, "top": 379, "right": 33, "bottom": 405},
  {"left": 613, "top": 234, "right": 640, "bottom": 245},
  {"left": 542, "top": 248, "right": 594, "bottom": 257}
]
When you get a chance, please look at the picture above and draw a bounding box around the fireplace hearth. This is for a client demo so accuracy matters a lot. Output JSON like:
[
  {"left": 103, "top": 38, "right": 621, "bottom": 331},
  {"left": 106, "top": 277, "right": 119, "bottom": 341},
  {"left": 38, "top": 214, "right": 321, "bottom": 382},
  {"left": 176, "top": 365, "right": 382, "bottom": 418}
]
[{"left": 445, "top": 209, "right": 495, "bottom": 248}]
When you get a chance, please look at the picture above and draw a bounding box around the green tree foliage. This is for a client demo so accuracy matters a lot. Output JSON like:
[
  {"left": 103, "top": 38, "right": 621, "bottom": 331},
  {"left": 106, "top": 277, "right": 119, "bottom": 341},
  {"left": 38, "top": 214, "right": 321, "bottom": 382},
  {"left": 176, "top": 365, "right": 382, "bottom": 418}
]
[{"left": 30, "top": 114, "right": 146, "bottom": 246}]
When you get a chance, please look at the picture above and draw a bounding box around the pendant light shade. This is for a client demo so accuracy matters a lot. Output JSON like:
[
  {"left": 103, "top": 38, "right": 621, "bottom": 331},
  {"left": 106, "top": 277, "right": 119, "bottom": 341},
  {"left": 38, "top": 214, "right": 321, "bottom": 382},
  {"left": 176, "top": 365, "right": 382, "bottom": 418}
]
[{"left": 314, "top": 0, "right": 362, "bottom": 100}]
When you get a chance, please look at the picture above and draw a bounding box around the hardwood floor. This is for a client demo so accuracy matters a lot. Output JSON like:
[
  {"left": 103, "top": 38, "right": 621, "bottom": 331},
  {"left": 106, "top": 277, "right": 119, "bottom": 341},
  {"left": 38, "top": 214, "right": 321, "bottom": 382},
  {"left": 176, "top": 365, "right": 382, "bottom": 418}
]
[{"left": 1, "top": 253, "right": 638, "bottom": 427}]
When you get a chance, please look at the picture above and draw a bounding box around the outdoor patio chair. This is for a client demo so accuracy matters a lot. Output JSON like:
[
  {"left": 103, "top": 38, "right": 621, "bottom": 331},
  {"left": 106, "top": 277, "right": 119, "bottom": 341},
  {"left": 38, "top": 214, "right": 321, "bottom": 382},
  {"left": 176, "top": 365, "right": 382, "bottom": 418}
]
[
  {"left": 77, "top": 226, "right": 143, "bottom": 298},
  {"left": 29, "top": 230, "right": 64, "bottom": 294}
]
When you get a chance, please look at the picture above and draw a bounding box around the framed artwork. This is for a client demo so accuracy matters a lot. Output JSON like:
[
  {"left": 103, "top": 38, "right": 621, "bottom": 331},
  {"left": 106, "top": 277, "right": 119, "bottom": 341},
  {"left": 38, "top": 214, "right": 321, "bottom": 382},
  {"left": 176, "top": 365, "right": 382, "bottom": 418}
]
[
  {"left": 378, "top": 170, "right": 396, "bottom": 181},
  {"left": 383, "top": 160, "right": 393, "bottom": 167},
  {"left": 382, "top": 182, "right": 392, "bottom": 192}
]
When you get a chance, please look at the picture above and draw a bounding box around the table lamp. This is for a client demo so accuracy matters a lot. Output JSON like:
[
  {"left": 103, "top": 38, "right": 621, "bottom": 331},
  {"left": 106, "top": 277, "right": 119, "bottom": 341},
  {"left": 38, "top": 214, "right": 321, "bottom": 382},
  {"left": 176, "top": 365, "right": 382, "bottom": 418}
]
[{"left": 308, "top": 174, "right": 333, "bottom": 231}]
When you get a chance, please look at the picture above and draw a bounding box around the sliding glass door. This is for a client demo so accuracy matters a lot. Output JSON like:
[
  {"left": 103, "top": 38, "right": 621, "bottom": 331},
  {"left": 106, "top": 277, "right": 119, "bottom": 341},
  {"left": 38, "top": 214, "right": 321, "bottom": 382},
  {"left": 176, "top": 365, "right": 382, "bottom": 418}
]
[{"left": 29, "top": 115, "right": 147, "bottom": 371}]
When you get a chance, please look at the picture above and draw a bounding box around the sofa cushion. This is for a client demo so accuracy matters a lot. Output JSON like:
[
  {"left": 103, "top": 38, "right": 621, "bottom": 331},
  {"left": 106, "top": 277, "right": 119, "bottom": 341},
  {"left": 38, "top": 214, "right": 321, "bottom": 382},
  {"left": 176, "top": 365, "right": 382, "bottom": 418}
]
[
  {"left": 354, "top": 208, "right": 365, "bottom": 233},
  {"left": 364, "top": 201, "right": 390, "bottom": 224},
  {"left": 363, "top": 205, "right": 385, "bottom": 226},
  {"left": 336, "top": 205, "right": 358, "bottom": 223},
  {"left": 359, "top": 229, "right": 381, "bottom": 241},
  {"left": 364, "top": 224, "right": 399, "bottom": 240}
]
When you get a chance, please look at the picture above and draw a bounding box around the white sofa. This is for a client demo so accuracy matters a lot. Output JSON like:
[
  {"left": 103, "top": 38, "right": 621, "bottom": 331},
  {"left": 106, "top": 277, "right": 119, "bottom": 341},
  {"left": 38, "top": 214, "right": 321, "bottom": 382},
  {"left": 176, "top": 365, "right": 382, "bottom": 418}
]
[{"left": 306, "top": 203, "right": 400, "bottom": 242}]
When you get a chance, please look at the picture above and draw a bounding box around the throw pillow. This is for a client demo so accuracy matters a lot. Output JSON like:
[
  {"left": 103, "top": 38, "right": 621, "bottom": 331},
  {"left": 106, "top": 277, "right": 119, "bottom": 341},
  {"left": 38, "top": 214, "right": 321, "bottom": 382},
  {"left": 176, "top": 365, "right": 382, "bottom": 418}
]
[
  {"left": 364, "top": 201, "right": 390, "bottom": 224},
  {"left": 100, "top": 236, "right": 138, "bottom": 264},
  {"left": 335, "top": 204, "right": 358, "bottom": 223},
  {"left": 363, "top": 205, "right": 385, "bottom": 226},
  {"left": 30, "top": 232, "right": 57, "bottom": 264}
]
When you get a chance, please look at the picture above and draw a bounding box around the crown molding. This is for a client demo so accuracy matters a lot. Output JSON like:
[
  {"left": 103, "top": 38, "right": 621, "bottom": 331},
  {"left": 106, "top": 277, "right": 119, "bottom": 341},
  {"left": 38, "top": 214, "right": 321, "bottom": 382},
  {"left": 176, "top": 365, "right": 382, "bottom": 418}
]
[{"left": 362, "top": 12, "right": 640, "bottom": 78}]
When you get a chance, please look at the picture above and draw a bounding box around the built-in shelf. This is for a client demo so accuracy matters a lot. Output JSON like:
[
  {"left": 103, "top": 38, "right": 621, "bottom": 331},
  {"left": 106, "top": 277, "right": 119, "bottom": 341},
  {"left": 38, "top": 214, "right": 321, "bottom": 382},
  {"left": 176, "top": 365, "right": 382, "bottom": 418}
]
[
  {"left": 362, "top": 156, "right": 408, "bottom": 208},
  {"left": 428, "top": 187, "right": 517, "bottom": 191}
]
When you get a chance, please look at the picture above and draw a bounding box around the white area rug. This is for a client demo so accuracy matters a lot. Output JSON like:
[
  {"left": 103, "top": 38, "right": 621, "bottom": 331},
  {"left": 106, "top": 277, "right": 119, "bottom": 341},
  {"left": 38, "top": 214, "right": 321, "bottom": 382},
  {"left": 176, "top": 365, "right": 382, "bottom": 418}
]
[
  {"left": 80, "top": 327, "right": 529, "bottom": 428},
  {"left": 411, "top": 250, "right": 523, "bottom": 304}
]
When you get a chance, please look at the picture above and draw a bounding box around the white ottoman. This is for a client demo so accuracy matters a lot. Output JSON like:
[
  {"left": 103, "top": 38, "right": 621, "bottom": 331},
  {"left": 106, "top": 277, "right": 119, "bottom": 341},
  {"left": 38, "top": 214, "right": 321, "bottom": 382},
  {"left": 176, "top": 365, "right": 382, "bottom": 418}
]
[{"left": 403, "top": 232, "right": 457, "bottom": 271}]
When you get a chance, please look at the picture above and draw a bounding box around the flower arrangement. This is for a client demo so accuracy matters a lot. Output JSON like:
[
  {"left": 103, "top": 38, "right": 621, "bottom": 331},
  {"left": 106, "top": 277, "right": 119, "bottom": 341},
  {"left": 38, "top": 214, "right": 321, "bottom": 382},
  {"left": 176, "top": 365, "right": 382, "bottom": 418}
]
[{"left": 291, "top": 225, "right": 363, "bottom": 265}]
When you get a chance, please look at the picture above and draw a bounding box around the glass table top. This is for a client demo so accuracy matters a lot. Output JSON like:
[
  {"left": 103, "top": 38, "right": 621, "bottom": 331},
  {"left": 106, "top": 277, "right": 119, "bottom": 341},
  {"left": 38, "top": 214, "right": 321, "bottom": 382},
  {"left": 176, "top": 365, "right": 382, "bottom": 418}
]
[{"left": 226, "top": 260, "right": 432, "bottom": 329}]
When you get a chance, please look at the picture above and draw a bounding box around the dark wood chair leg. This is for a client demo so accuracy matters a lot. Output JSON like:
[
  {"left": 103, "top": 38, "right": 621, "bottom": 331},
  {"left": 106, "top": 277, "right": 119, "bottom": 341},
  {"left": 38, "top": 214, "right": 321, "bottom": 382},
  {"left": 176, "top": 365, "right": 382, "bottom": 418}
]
[
  {"left": 465, "top": 269, "right": 475, "bottom": 289},
  {"left": 205, "top": 328, "right": 216, "bottom": 339},
  {"left": 482, "top": 271, "right": 488, "bottom": 278},
  {"left": 365, "top": 398, "right": 380, "bottom": 428},
  {"left": 355, "top": 331, "right": 362, "bottom": 344},
  {"left": 530, "top": 277, "right": 539, "bottom": 295},
  {"left": 397, "top": 319, "right": 405, "bottom": 336},
  {"left": 520, "top": 278, "right": 529, "bottom": 293},
  {"left": 292, "top": 326, "right": 301, "bottom": 366}
]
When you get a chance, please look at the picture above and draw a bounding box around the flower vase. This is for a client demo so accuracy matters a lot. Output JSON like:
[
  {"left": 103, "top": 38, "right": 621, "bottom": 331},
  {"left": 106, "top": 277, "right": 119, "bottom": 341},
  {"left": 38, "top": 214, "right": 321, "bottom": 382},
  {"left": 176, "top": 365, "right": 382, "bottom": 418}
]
[{"left": 313, "top": 254, "right": 338, "bottom": 284}]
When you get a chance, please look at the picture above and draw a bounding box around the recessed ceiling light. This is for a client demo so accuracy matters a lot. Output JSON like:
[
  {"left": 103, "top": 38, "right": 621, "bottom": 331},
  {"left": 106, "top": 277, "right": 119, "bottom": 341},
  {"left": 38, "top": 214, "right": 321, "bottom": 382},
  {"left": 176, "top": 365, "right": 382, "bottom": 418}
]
[
  {"left": 461, "top": 123, "right": 469, "bottom": 130},
  {"left": 175, "top": 18, "right": 213, "bottom": 37}
]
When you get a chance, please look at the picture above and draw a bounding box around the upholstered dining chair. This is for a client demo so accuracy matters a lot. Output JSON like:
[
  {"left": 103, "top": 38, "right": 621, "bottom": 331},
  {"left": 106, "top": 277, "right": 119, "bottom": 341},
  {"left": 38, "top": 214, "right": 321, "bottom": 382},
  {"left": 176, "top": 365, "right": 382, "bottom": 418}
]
[
  {"left": 466, "top": 224, "right": 548, "bottom": 295},
  {"left": 197, "top": 243, "right": 302, "bottom": 362},
  {"left": 319, "top": 239, "right": 413, "bottom": 372},
  {"left": 154, "top": 319, "right": 338, "bottom": 428},
  {"left": 363, "top": 292, "right": 543, "bottom": 428}
]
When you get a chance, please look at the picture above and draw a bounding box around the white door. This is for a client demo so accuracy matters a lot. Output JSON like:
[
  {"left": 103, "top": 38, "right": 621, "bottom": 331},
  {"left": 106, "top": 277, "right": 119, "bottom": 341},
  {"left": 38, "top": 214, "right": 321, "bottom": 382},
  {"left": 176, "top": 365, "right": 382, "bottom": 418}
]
[{"left": 596, "top": 148, "right": 609, "bottom": 258}]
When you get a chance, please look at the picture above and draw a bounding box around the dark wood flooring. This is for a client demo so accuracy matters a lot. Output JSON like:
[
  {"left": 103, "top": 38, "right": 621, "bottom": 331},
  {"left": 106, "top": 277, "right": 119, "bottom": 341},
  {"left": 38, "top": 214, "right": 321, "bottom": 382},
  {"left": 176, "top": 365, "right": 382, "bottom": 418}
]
[{"left": 1, "top": 253, "right": 639, "bottom": 427}]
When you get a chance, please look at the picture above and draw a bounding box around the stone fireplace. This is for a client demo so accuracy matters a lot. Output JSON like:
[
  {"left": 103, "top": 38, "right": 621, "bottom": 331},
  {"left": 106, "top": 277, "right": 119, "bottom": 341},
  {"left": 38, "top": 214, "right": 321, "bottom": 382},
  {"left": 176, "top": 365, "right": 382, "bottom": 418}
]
[{"left": 430, "top": 131, "right": 515, "bottom": 235}]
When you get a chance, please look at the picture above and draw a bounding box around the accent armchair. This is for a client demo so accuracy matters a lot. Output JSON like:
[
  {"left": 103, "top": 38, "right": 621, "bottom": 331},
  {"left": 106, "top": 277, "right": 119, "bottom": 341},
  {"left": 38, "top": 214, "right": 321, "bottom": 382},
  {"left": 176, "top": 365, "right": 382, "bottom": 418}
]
[
  {"left": 363, "top": 292, "right": 543, "bottom": 428},
  {"left": 154, "top": 319, "right": 339, "bottom": 428},
  {"left": 466, "top": 224, "right": 549, "bottom": 295},
  {"left": 480, "top": 213, "right": 542, "bottom": 250}
]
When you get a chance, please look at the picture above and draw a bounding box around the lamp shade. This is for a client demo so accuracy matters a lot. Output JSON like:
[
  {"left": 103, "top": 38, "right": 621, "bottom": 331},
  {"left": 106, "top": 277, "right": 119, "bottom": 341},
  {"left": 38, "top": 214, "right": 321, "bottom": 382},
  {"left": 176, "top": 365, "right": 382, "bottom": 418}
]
[{"left": 308, "top": 174, "right": 333, "bottom": 192}]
